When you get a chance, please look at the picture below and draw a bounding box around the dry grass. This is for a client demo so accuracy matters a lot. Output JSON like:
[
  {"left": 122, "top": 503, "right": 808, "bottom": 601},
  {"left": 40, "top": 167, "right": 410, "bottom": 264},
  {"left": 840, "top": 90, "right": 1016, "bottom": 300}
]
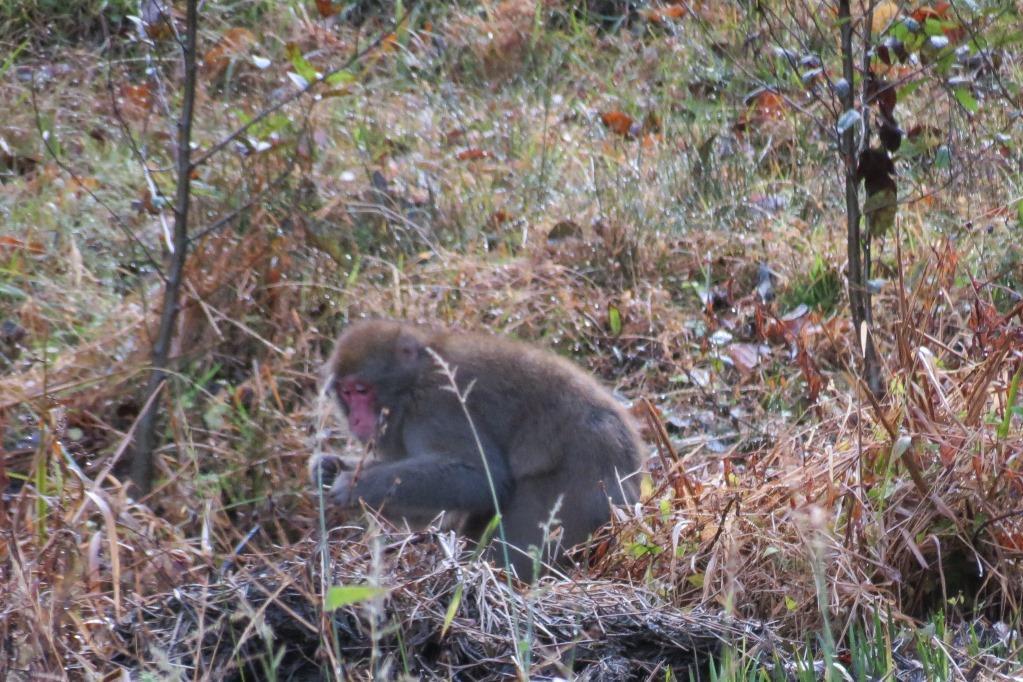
[
  {"left": 114, "top": 532, "right": 753, "bottom": 680},
  {"left": 3, "top": 0, "right": 1023, "bottom": 678}
]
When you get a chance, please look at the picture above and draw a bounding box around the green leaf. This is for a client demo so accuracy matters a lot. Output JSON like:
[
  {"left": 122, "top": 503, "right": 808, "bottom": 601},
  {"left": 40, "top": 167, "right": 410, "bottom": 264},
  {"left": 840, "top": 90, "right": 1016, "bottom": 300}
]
[
  {"left": 0, "top": 39, "right": 27, "bottom": 78},
  {"left": 935, "top": 145, "right": 951, "bottom": 168},
  {"left": 923, "top": 18, "right": 946, "bottom": 37},
  {"left": 936, "top": 51, "right": 955, "bottom": 74},
  {"left": 904, "top": 33, "right": 926, "bottom": 55},
  {"left": 997, "top": 365, "right": 1022, "bottom": 439},
  {"left": 476, "top": 513, "right": 503, "bottom": 548},
  {"left": 891, "top": 434, "right": 912, "bottom": 458},
  {"left": 0, "top": 282, "right": 27, "bottom": 300},
  {"left": 326, "top": 69, "right": 356, "bottom": 87},
  {"left": 897, "top": 79, "right": 925, "bottom": 100},
  {"left": 346, "top": 255, "right": 362, "bottom": 286},
  {"left": 864, "top": 187, "right": 897, "bottom": 238},
  {"left": 285, "top": 43, "right": 317, "bottom": 83},
  {"left": 953, "top": 87, "right": 979, "bottom": 113},
  {"left": 324, "top": 584, "right": 386, "bottom": 611},
  {"left": 608, "top": 304, "right": 622, "bottom": 336},
  {"left": 441, "top": 583, "right": 464, "bottom": 637}
]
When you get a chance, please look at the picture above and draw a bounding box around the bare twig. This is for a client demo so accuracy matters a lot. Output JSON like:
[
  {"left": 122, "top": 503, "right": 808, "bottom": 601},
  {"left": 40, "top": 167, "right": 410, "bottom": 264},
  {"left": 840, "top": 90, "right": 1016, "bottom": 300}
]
[{"left": 130, "top": 0, "right": 199, "bottom": 495}]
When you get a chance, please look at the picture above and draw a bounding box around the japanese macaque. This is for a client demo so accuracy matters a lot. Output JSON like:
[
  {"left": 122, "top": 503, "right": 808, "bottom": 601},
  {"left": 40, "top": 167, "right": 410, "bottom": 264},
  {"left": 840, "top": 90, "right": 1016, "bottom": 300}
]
[{"left": 309, "top": 319, "right": 643, "bottom": 576}]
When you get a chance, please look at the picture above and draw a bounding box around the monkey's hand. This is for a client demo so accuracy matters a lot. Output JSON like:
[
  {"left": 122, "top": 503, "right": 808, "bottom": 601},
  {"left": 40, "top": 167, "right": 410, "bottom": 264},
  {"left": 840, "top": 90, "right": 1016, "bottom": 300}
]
[
  {"left": 308, "top": 453, "right": 350, "bottom": 490},
  {"left": 327, "top": 470, "right": 358, "bottom": 508}
]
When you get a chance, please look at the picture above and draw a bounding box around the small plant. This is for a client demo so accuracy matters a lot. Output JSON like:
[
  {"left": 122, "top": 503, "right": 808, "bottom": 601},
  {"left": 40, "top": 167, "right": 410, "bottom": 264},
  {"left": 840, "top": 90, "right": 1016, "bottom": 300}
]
[{"left": 781, "top": 255, "right": 843, "bottom": 313}]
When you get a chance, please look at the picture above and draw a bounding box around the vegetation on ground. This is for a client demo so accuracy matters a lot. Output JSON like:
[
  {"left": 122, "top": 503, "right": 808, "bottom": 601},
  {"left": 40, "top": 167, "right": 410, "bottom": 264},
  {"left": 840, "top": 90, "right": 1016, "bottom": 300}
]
[{"left": 1, "top": 0, "right": 1022, "bottom": 678}]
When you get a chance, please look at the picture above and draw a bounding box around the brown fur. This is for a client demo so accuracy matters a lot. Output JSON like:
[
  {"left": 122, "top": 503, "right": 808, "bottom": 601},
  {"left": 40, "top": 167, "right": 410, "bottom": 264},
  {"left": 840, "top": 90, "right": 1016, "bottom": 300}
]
[{"left": 312, "top": 319, "right": 643, "bottom": 577}]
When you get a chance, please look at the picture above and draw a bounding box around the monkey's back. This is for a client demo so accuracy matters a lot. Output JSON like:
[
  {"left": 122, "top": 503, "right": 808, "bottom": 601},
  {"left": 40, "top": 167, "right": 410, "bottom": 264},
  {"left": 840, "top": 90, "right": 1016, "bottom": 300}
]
[{"left": 432, "top": 331, "right": 643, "bottom": 497}]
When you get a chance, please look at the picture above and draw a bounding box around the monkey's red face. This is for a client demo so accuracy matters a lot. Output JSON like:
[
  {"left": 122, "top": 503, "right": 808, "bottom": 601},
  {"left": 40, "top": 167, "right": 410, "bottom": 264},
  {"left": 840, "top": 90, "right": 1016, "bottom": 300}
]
[{"left": 336, "top": 376, "right": 378, "bottom": 443}]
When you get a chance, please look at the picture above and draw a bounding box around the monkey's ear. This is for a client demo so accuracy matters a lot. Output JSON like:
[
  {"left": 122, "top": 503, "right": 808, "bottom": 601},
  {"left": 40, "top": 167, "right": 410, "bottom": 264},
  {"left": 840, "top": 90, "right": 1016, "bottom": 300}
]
[{"left": 396, "top": 331, "right": 425, "bottom": 365}]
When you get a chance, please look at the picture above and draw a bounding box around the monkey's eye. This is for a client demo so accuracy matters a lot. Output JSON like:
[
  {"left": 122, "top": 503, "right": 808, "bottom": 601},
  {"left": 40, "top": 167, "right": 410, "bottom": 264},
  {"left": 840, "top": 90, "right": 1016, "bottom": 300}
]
[{"left": 340, "top": 381, "right": 369, "bottom": 397}]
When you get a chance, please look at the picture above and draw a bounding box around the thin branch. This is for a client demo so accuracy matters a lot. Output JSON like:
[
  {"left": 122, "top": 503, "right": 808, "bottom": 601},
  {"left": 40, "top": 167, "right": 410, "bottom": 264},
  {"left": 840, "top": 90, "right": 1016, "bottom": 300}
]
[{"left": 130, "top": 0, "right": 199, "bottom": 495}]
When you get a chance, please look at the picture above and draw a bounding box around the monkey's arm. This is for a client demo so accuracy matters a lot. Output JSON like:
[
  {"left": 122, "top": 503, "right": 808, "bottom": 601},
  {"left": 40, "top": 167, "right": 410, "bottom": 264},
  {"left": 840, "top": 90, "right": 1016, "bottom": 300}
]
[{"left": 333, "top": 456, "right": 505, "bottom": 516}]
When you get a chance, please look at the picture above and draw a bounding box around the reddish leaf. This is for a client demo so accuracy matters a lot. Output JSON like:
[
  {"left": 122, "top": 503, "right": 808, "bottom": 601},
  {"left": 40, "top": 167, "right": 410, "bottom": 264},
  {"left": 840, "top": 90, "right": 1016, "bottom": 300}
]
[
  {"left": 456, "top": 148, "right": 490, "bottom": 161},
  {"left": 315, "top": 0, "right": 340, "bottom": 17},
  {"left": 444, "top": 128, "right": 466, "bottom": 145},
  {"left": 118, "top": 83, "right": 154, "bottom": 118},
  {"left": 641, "top": 3, "right": 686, "bottom": 23},
  {"left": 203, "top": 27, "right": 256, "bottom": 77},
  {"left": 751, "top": 90, "right": 785, "bottom": 118},
  {"left": 735, "top": 90, "right": 787, "bottom": 133},
  {"left": 795, "top": 346, "right": 823, "bottom": 403},
  {"left": 601, "top": 110, "right": 637, "bottom": 137},
  {"left": 911, "top": 2, "right": 951, "bottom": 22},
  {"left": 0, "top": 236, "right": 44, "bottom": 254},
  {"left": 911, "top": 3, "right": 964, "bottom": 41},
  {"left": 489, "top": 210, "right": 512, "bottom": 226}
]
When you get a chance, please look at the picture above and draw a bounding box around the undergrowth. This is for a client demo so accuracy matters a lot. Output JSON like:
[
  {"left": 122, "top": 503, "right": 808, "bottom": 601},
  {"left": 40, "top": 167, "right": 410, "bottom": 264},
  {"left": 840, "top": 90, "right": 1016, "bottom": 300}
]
[{"left": 2, "top": 0, "right": 1022, "bottom": 679}]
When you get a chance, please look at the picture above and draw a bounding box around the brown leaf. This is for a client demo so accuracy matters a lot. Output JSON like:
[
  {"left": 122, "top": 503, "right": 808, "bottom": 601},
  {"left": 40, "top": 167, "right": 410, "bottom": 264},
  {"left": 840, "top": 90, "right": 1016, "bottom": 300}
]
[
  {"left": 642, "top": 110, "right": 662, "bottom": 135},
  {"left": 315, "top": 0, "right": 340, "bottom": 17},
  {"left": 727, "top": 343, "right": 765, "bottom": 376},
  {"left": 456, "top": 148, "right": 490, "bottom": 161},
  {"left": 911, "top": 2, "right": 951, "bottom": 22},
  {"left": 0, "top": 236, "right": 44, "bottom": 255},
  {"left": 489, "top": 210, "right": 512, "bottom": 226},
  {"left": 641, "top": 3, "right": 686, "bottom": 23},
  {"left": 856, "top": 147, "right": 895, "bottom": 194},
  {"left": 795, "top": 346, "right": 823, "bottom": 402},
  {"left": 871, "top": 1, "right": 899, "bottom": 34},
  {"left": 735, "top": 89, "right": 787, "bottom": 133},
  {"left": 117, "top": 83, "right": 154, "bottom": 119},
  {"left": 751, "top": 90, "right": 785, "bottom": 118},
  {"left": 444, "top": 128, "right": 466, "bottom": 145},
  {"left": 203, "top": 27, "right": 256, "bottom": 78},
  {"left": 601, "top": 110, "right": 637, "bottom": 137},
  {"left": 911, "top": 2, "right": 964, "bottom": 41},
  {"left": 866, "top": 76, "right": 897, "bottom": 120},
  {"left": 547, "top": 220, "right": 583, "bottom": 241}
]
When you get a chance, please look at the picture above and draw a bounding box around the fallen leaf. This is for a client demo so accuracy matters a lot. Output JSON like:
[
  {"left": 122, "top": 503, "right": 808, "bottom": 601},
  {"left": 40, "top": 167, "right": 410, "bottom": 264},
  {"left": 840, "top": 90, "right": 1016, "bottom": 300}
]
[
  {"left": 118, "top": 83, "right": 154, "bottom": 118},
  {"left": 547, "top": 220, "right": 582, "bottom": 241},
  {"left": 456, "top": 148, "right": 490, "bottom": 161},
  {"left": 727, "top": 343, "right": 766, "bottom": 376},
  {"left": 315, "top": 0, "right": 340, "bottom": 17},
  {"left": 203, "top": 27, "right": 257, "bottom": 78},
  {"left": 601, "top": 110, "right": 637, "bottom": 137},
  {"left": 641, "top": 3, "right": 686, "bottom": 23},
  {"left": 0, "top": 236, "right": 44, "bottom": 254},
  {"left": 872, "top": 1, "right": 899, "bottom": 34}
]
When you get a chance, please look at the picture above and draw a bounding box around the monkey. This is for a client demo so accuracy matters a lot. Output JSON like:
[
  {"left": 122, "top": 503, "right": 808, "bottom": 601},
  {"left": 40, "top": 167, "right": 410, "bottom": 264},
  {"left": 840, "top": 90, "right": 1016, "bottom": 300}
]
[{"left": 309, "top": 319, "right": 643, "bottom": 577}]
